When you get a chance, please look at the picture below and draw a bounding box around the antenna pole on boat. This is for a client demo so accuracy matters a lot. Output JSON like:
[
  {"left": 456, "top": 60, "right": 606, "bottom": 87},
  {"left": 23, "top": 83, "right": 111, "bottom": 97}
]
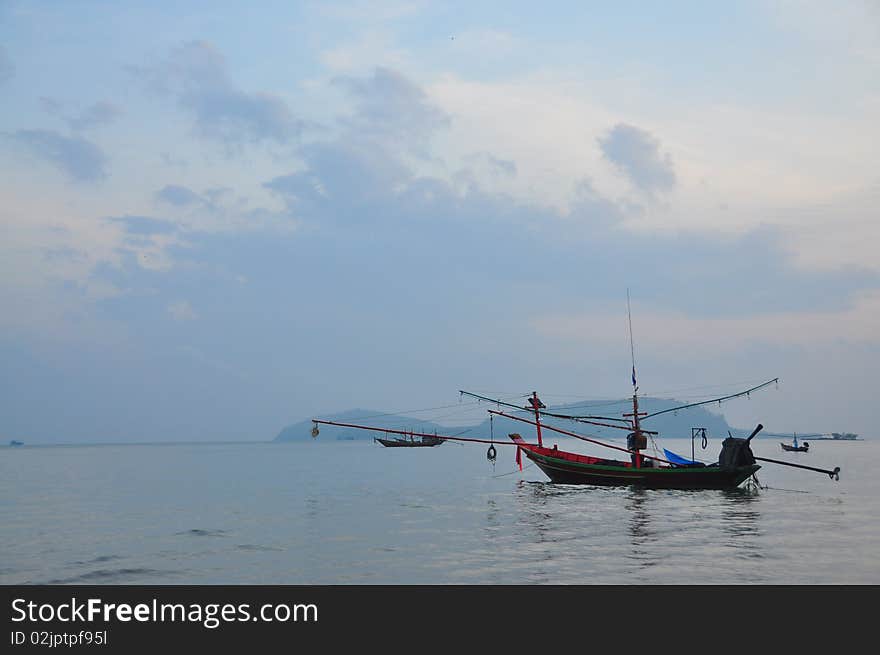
[{"left": 531, "top": 391, "right": 544, "bottom": 447}]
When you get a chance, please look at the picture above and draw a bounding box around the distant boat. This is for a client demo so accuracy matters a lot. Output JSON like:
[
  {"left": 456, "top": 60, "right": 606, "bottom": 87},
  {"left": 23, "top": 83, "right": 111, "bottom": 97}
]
[
  {"left": 9, "top": 440, "right": 24, "bottom": 447},
  {"left": 781, "top": 434, "right": 808, "bottom": 452},
  {"left": 374, "top": 432, "right": 444, "bottom": 448}
]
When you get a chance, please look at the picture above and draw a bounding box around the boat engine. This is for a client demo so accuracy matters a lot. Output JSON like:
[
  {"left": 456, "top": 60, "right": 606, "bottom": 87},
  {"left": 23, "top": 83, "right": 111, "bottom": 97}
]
[
  {"left": 718, "top": 424, "right": 763, "bottom": 469},
  {"left": 718, "top": 438, "right": 755, "bottom": 468}
]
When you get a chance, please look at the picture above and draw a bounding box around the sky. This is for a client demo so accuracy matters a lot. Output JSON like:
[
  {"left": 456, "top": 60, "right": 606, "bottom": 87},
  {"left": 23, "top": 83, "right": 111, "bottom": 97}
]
[{"left": 1, "top": 1, "right": 878, "bottom": 443}]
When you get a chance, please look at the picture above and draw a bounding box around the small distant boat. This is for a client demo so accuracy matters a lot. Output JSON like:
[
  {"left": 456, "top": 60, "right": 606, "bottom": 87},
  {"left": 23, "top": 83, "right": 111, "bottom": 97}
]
[
  {"left": 9, "top": 440, "right": 24, "bottom": 447},
  {"left": 781, "top": 434, "right": 808, "bottom": 452},
  {"left": 374, "top": 432, "right": 444, "bottom": 448}
]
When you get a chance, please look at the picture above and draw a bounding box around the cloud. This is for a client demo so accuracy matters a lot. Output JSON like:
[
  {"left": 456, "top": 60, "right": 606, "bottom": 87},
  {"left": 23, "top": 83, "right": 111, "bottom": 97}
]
[
  {"left": 265, "top": 141, "right": 409, "bottom": 221},
  {"left": 39, "top": 97, "right": 65, "bottom": 116},
  {"left": 6, "top": 129, "right": 107, "bottom": 182},
  {"left": 71, "top": 68, "right": 880, "bottom": 334},
  {"left": 265, "top": 67, "right": 452, "bottom": 222},
  {"left": 568, "top": 178, "right": 629, "bottom": 226},
  {"left": 155, "top": 184, "right": 201, "bottom": 207},
  {"left": 598, "top": 123, "right": 676, "bottom": 194},
  {"left": 108, "top": 215, "right": 178, "bottom": 236},
  {"left": 141, "top": 41, "right": 302, "bottom": 148},
  {"left": 487, "top": 155, "right": 516, "bottom": 177},
  {"left": 68, "top": 101, "right": 123, "bottom": 131},
  {"left": 333, "top": 67, "right": 450, "bottom": 156},
  {"left": 532, "top": 289, "right": 880, "bottom": 355},
  {"left": 167, "top": 300, "right": 198, "bottom": 321},
  {"left": 0, "top": 46, "right": 14, "bottom": 83},
  {"left": 465, "top": 152, "right": 517, "bottom": 178}
]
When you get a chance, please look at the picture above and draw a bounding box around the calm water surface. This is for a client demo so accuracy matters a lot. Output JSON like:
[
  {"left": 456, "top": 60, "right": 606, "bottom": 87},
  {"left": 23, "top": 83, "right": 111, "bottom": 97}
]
[{"left": 2, "top": 438, "right": 877, "bottom": 584}]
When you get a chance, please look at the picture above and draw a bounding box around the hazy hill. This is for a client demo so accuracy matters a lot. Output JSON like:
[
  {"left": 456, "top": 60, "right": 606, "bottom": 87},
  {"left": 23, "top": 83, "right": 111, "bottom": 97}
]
[{"left": 275, "top": 397, "right": 749, "bottom": 443}]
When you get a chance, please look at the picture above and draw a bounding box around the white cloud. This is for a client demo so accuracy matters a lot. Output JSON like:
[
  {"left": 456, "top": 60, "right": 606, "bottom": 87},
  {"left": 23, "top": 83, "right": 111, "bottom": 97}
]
[{"left": 426, "top": 71, "right": 879, "bottom": 272}]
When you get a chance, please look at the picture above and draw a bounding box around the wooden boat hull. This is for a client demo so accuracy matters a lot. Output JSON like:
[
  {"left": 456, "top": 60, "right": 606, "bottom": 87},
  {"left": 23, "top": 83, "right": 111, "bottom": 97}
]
[
  {"left": 375, "top": 437, "right": 444, "bottom": 448},
  {"left": 519, "top": 444, "right": 759, "bottom": 490},
  {"left": 781, "top": 443, "right": 808, "bottom": 452}
]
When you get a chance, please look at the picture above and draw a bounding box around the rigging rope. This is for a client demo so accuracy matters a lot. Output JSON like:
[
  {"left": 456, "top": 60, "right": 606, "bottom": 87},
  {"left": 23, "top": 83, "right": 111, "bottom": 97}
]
[{"left": 642, "top": 378, "right": 779, "bottom": 420}]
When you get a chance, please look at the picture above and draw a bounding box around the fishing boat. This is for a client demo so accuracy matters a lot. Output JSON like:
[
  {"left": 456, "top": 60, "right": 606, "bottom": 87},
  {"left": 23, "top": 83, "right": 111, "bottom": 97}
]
[
  {"left": 781, "top": 434, "right": 809, "bottom": 452},
  {"left": 482, "top": 389, "right": 767, "bottom": 490},
  {"left": 311, "top": 296, "right": 841, "bottom": 487},
  {"left": 479, "top": 294, "right": 769, "bottom": 489},
  {"left": 374, "top": 432, "right": 444, "bottom": 448},
  {"left": 508, "top": 429, "right": 760, "bottom": 489}
]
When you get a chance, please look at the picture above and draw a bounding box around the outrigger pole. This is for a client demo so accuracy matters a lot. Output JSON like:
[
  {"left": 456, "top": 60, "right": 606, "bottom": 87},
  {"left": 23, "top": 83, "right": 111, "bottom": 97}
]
[
  {"left": 312, "top": 417, "right": 841, "bottom": 480},
  {"left": 311, "top": 415, "right": 674, "bottom": 466},
  {"left": 753, "top": 456, "right": 841, "bottom": 480},
  {"left": 310, "top": 419, "right": 535, "bottom": 447}
]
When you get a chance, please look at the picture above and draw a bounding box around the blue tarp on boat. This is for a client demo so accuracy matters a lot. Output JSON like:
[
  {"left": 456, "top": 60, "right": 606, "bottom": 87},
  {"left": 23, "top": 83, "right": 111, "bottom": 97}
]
[{"left": 663, "top": 449, "right": 700, "bottom": 466}]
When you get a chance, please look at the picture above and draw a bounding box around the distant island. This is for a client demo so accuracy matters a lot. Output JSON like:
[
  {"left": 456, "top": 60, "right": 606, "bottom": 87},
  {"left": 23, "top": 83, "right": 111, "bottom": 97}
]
[{"left": 275, "top": 397, "right": 857, "bottom": 443}]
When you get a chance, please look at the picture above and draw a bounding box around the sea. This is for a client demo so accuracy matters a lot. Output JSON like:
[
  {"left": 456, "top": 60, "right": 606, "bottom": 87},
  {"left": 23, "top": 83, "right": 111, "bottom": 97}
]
[{"left": 2, "top": 437, "right": 878, "bottom": 585}]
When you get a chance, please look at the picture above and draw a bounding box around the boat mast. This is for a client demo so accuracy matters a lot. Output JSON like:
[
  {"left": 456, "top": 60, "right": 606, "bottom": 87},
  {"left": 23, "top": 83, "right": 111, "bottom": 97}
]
[{"left": 624, "top": 290, "right": 647, "bottom": 468}]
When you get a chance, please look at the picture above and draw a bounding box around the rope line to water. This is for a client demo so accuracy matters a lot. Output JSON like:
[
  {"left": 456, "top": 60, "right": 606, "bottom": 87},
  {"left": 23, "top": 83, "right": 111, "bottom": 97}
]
[
  {"left": 492, "top": 461, "right": 535, "bottom": 478},
  {"left": 760, "top": 486, "right": 810, "bottom": 493}
]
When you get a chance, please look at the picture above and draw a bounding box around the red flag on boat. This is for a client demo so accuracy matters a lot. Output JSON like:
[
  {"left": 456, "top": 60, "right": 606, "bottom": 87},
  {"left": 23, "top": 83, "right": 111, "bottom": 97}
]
[{"left": 516, "top": 446, "right": 522, "bottom": 471}]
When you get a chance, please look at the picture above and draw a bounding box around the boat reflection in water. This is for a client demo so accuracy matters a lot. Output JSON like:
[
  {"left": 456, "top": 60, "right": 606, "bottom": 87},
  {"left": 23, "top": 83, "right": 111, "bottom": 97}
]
[
  {"left": 625, "top": 487, "right": 654, "bottom": 567},
  {"left": 625, "top": 487, "right": 650, "bottom": 538},
  {"left": 719, "top": 488, "right": 762, "bottom": 544}
]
